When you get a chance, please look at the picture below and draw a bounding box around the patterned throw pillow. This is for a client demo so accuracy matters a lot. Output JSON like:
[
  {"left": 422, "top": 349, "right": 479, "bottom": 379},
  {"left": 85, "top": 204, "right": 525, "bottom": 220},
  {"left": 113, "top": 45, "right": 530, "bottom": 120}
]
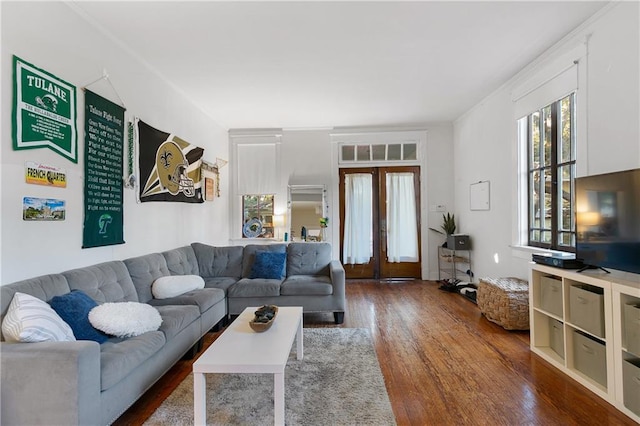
[
  {"left": 1, "top": 292, "right": 76, "bottom": 343},
  {"left": 50, "top": 290, "right": 109, "bottom": 343}
]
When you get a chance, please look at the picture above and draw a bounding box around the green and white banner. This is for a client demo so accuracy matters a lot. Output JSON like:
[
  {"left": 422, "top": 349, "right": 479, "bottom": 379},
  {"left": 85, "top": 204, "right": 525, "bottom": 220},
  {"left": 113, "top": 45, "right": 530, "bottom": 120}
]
[
  {"left": 83, "top": 90, "right": 125, "bottom": 248},
  {"left": 12, "top": 55, "right": 78, "bottom": 163}
]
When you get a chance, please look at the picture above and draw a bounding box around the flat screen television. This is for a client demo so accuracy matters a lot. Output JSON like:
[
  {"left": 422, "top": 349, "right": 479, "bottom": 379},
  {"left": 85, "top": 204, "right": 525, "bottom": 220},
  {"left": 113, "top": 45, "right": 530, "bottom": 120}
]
[{"left": 575, "top": 168, "right": 640, "bottom": 274}]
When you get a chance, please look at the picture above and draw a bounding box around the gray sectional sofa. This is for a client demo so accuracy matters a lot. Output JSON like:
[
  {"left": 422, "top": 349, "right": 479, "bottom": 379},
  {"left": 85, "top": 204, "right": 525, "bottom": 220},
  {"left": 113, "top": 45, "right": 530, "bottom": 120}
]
[{"left": 0, "top": 242, "right": 345, "bottom": 426}]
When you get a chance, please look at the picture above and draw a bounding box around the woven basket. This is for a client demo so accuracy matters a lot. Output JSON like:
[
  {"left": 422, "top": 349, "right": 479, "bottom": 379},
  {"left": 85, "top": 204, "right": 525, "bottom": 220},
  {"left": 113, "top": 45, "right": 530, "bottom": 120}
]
[{"left": 477, "top": 277, "right": 530, "bottom": 330}]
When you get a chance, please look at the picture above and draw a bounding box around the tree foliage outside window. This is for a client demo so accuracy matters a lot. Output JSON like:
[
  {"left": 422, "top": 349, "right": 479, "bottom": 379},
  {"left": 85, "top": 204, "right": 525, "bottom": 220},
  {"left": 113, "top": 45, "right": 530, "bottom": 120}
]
[
  {"left": 242, "top": 195, "right": 274, "bottom": 238},
  {"left": 524, "top": 93, "right": 576, "bottom": 251}
]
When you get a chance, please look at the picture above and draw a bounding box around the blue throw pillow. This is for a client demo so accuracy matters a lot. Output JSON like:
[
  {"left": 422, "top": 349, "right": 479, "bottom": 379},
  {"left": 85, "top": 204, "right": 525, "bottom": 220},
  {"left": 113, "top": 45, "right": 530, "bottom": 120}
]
[
  {"left": 249, "top": 251, "right": 287, "bottom": 280},
  {"left": 50, "top": 290, "right": 109, "bottom": 343}
]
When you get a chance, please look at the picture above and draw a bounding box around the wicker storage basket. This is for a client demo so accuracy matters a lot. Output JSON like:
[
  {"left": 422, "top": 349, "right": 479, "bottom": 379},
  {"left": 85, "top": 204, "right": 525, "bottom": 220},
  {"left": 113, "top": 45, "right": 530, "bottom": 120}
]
[{"left": 477, "top": 277, "right": 530, "bottom": 330}]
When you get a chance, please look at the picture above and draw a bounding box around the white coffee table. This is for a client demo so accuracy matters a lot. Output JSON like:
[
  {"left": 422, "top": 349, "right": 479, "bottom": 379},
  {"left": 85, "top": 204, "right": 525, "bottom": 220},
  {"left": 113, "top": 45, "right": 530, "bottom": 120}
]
[{"left": 193, "top": 306, "right": 303, "bottom": 425}]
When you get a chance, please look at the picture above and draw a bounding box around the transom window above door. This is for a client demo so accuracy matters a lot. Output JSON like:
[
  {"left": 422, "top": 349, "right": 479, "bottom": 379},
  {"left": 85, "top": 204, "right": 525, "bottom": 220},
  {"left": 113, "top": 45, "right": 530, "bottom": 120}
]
[{"left": 340, "top": 143, "right": 417, "bottom": 163}]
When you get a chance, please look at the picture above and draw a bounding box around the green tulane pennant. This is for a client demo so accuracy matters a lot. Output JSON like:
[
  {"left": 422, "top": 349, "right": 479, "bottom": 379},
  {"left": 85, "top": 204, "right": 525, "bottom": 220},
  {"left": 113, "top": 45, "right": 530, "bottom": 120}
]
[{"left": 12, "top": 55, "right": 78, "bottom": 163}]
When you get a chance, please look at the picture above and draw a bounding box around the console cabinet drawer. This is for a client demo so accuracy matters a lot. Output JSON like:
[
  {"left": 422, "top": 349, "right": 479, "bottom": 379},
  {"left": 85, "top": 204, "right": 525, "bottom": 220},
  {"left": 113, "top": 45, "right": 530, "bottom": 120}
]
[
  {"left": 573, "top": 330, "right": 607, "bottom": 387},
  {"left": 623, "top": 359, "right": 640, "bottom": 416},
  {"left": 540, "top": 276, "right": 563, "bottom": 317},
  {"left": 549, "top": 318, "right": 564, "bottom": 359},
  {"left": 625, "top": 303, "right": 640, "bottom": 357},
  {"left": 570, "top": 285, "right": 605, "bottom": 338}
]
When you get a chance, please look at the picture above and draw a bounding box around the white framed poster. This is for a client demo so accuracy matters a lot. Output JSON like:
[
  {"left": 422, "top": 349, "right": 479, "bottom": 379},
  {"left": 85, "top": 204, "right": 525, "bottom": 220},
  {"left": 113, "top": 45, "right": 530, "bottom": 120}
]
[{"left": 470, "top": 181, "right": 490, "bottom": 211}]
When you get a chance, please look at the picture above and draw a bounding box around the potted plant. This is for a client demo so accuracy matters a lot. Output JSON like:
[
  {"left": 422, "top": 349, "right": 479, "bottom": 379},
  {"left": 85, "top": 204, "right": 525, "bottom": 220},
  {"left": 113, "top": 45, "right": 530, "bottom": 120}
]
[
  {"left": 319, "top": 217, "right": 329, "bottom": 241},
  {"left": 441, "top": 212, "right": 456, "bottom": 235},
  {"left": 441, "top": 213, "right": 456, "bottom": 247}
]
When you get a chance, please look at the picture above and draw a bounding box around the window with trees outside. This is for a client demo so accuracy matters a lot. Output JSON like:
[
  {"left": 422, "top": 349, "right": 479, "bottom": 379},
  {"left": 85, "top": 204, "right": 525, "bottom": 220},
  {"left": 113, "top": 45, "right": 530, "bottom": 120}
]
[
  {"left": 522, "top": 93, "right": 576, "bottom": 251},
  {"left": 242, "top": 195, "right": 274, "bottom": 238}
]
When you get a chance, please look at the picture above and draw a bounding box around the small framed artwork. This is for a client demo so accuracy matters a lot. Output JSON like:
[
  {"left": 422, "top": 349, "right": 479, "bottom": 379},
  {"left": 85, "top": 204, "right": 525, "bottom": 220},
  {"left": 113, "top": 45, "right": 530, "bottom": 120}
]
[
  {"left": 23, "top": 197, "right": 66, "bottom": 221},
  {"left": 205, "top": 177, "right": 214, "bottom": 201}
]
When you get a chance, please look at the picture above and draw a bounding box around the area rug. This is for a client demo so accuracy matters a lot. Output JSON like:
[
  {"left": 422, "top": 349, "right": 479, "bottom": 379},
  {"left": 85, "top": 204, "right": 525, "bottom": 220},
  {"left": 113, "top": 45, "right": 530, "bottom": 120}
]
[{"left": 144, "top": 328, "right": 396, "bottom": 425}]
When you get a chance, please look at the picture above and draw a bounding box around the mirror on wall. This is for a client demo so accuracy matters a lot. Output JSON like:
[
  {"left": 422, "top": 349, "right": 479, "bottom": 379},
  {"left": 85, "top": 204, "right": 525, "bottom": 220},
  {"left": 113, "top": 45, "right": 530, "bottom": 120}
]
[{"left": 288, "top": 185, "right": 326, "bottom": 242}]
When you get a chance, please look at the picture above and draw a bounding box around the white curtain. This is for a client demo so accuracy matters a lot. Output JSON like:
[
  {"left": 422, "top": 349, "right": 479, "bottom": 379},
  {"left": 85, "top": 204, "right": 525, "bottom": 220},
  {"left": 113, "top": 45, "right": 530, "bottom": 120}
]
[
  {"left": 343, "top": 173, "right": 373, "bottom": 264},
  {"left": 386, "top": 172, "right": 418, "bottom": 262}
]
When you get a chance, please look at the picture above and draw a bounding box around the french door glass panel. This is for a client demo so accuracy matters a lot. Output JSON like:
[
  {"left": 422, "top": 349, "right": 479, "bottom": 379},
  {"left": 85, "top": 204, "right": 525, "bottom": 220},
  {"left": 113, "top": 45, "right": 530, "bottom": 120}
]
[
  {"left": 386, "top": 172, "right": 418, "bottom": 262},
  {"left": 343, "top": 173, "right": 373, "bottom": 265}
]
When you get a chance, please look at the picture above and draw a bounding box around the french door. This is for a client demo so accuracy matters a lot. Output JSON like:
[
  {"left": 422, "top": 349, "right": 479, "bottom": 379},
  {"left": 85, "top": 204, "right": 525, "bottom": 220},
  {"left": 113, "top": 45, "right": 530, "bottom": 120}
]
[{"left": 339, "top": 166, "right": 421, "bottom": 279}]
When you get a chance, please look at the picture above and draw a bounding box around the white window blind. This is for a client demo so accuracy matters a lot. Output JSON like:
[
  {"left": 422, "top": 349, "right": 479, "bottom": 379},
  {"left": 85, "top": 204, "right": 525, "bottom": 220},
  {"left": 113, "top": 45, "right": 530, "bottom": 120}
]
[
  {"left": 236, "top": 143, "right": 279, "bottom": 195},
  {"left": 512, "top": 43, "right": 586, "bottom": 118},
  {"left": 513, "top": 64, "right": 578, "bottom": 118}
]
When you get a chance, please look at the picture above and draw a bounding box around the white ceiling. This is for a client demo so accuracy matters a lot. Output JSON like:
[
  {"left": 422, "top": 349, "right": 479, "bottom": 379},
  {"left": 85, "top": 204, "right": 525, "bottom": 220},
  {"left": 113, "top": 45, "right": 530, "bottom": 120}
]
[{"left": 72, "top": 1, "right": 607, "bottom": 130}]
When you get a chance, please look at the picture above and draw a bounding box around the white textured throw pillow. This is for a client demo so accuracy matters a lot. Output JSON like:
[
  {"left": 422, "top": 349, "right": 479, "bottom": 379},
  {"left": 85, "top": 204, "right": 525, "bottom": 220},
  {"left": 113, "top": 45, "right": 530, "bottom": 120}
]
[
  {"left": 89, "top": 302, "right": 162, "bottom": 338},
  {"left": 152, "top": 275, "right": 205, "bottom": 299},
  {"left": 1, "top": 292, "right": 76, "bottom": 343}
]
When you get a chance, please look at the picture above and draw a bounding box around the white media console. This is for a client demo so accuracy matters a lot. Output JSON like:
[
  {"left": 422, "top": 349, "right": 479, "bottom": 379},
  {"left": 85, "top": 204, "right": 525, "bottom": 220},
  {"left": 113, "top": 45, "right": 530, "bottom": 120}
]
[{"left": 529, "top": 263, "right": 640, "bottom": 423}]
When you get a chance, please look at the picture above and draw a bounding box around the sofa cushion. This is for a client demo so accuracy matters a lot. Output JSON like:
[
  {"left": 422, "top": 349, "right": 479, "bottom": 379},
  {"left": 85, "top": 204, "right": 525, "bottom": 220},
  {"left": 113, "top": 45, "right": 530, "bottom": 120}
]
[
  {"left": 1, "top": 274, "right": 71, "bottom": 319},
  {"left": 228, "top": 278, "right": 282, "bottom": 298},
  {"left": 50, "top": 290, "right": 109, "bottom": 343},
  {"left": 100, "top": 330, "right": 166, "bottom": 390},
  {"left": 152, "top": 275, "right": 205, "bottom": 299},
  {"left": 147, "top": 288, "right": 225, "bottom": 315},
  {"left": 280, "top": 275, "right": 334, "bottom": 296},
  {"left": 192, "top": 243, "right": 243, "bottom": 279},
  {"left": 124, "top": 253, "right": 171, "bottom": 303},
  {"left": 2, "top": 292, "right": 75, "bottom": 343},
  {"left": 62, "top": 261, "right": 139, "bottom": 304},
  {"left": 242, "top": 244, "right": 287, "bottom": 278},
  {"left": 162, "top": 246, "right": 199, "bottom": 276},
  {"left": 287, "top": 242, "right": 331, "bottom": 276},
  {"left": 89, "top": 302, "right": 162, "bottom": 338},
  {"left": 202, "top": 276, "right": 238, "bottom": 292},
  {"left": 1, "top": 274, "right": 73, "bottom": 343},
  {"left": 249, "top": 251, "right": 287, "bottom": 279},
  {"left": 154, "top": 305, "right": 200, "bottom": 340}
]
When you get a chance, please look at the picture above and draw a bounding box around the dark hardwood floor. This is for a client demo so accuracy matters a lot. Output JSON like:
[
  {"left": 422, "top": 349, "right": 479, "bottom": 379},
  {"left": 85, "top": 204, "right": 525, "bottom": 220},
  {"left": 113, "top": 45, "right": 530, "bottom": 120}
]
[{"left": 115, "top": 280, "right": 636, "bottom": 425}]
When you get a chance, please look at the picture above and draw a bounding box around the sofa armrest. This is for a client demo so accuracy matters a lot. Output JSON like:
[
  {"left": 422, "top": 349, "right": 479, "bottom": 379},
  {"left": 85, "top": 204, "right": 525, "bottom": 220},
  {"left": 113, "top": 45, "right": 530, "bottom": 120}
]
[
  {"left": 1, "top": 341, "right": 101, "bottom": 426},
  {"left": 329, "top": 260, "right": 346, "bottom": 303}
]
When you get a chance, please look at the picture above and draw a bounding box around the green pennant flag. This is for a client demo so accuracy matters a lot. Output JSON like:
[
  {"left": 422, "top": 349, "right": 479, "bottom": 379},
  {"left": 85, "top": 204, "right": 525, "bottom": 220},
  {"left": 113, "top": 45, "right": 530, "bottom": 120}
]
[{"left": 12, "top": 55, "right": 78, "bottom": 163}]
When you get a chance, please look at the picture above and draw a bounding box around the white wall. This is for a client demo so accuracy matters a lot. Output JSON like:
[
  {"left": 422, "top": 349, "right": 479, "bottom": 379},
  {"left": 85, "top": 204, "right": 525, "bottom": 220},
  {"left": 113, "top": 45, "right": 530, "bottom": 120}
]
[
  {"left": 228, "top": 125, "right": 454, "bottom": 279},
  {"left": 228, "top": 129, "right": 334, "bottom": 245},
  {"left": 424, "top": 125, "right": 455, "bottom": 278},
  {"left": 584, "top": 3, "right": 640, "bottom": 176},
  {"left": 453, "top": 2, "right": 640, "bottom": 281},
  {"left": 1, "top": 2, "right": 230, "bottom": 284},
  {"left": 282, "top": 130, "right": 333, "bottom": 239},
  {"left": 281, "top": 129, "right": 334, "bottom": 219},
  {"left": 269, "top": 126, "right": 454, "bottom": 280},
  {"left": 8, "top": 3, "right": 626, "bottom": 286}
]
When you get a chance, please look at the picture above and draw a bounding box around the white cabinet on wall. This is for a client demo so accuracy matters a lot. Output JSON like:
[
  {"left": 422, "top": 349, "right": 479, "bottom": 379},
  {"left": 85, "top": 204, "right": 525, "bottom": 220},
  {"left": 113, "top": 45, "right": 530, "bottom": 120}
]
[{"left": 529, "top": 264, "right": 640, "bottom": 423}]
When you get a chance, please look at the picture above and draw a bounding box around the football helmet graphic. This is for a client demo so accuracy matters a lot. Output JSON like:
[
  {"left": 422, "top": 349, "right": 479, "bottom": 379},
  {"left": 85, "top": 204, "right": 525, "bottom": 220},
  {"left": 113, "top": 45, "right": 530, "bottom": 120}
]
[
  {"left": 156, "top": 141, "right": 195, "bottom": 196},
  {"left": 36, "top": 94, "right": 59, "bottom": 112}
]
